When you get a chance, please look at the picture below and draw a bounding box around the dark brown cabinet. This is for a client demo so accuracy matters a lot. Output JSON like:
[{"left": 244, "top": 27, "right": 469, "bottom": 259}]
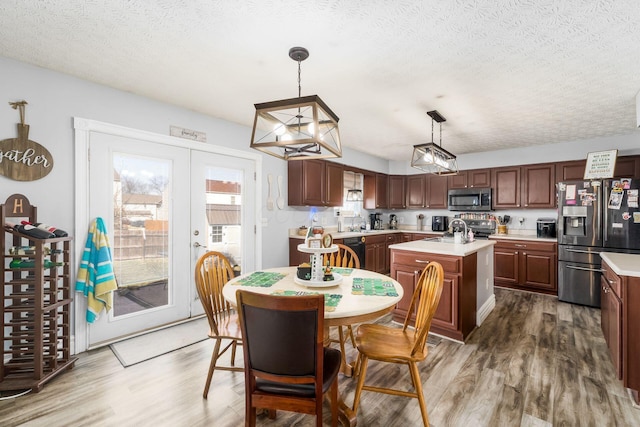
[
  {"left": 521, "top": 163, "right": 556, "bottom": 208},
  {"left": 493, "top": 239, "right": 557, "bottom": 294},
  {"left": 448, "top": 169, "right": 491, "bottom": 189},
  {"left": 390, "top": 249, "right": 477, "bottom": 342},
  {"left": 601, "top": 262, "right": 622, "bottom": 379},
  {"left": 614, "top": 156, "right": 640, "bottom": 178},
  {"left": 364, "top": 234, "right": 387, "bottom": 274},
  {"left": 388, "top": 175, "right": 406, "bottom": 209},
  {"left": 492, "top": 166, "right": 521, "bottom": 209},
  {"left": 287, "top": 159, "right": 343, "bottom": 206},
  {"left": 426, "top": 174, "right": 448, "bottom": 209},
  {"left": 364, "top": 173, "right": 388, "bottom": 209},
  {"left": 406, "top": 174, "right": 426, "bottom": 209},
  {"left": 600, "top": 259, "right": 640, "bottom": 405},
  {"left": 556, "top": 160, "right": 587, "bottom": 181},
  {"left": 493, "top": 163, "right": 555, "bottom": 209}
]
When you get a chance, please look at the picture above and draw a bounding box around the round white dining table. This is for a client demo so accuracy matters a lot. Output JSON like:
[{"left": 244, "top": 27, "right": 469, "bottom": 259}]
[
  {"left": 222, "top": 266, "right": 403, "bottom": 427},
  {"left": 223, "top": 266, "right": 402, "bottom": 327},
  {"left": 222, "top": 266, "right": 403, "bottom": 371}
]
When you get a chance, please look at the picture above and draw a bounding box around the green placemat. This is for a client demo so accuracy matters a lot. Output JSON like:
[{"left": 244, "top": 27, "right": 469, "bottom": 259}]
[
  {"left": 329, "top": 267, "right": 353, "bottom": 276},
  {"left": 234, "top": 271, "right": 286, "bottom": 287},
  {"left": 271, "top": 290, "right": 342, "bottom": 312},
  {"left": 351, "top": 278, "right": 399, "bottom": 297}
]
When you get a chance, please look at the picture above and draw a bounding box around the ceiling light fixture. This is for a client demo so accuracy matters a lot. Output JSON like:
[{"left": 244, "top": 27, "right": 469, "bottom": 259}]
[
  {"left": 411, "top": 110, "right": 458, "bottom": 175},
  {"left": 250, "top": 47, "right": 342, "bottom": 160}
]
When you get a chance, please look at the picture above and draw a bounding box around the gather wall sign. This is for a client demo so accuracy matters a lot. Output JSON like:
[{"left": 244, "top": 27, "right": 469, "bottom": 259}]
[{"left": 0, "top": 100, "right": 54, "bottom": 181}]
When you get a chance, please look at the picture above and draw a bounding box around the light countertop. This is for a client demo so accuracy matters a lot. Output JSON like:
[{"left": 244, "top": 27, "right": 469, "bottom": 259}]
[
  {"left": 290, "top": 228, "right": 555, "bottom": 243},
  {"left": 388, "top": 239, "right": 496, "bottom": 257},
  {"left": 600, "top": 252, "right": 640, "bottom": 278}
]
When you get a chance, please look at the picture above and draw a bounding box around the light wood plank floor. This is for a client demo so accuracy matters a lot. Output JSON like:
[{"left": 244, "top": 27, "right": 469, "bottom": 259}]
[{"left": 2, "top": 287, "right": 640, "bottom": 426}]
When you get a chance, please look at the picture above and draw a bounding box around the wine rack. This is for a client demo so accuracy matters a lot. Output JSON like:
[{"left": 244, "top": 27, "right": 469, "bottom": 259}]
[{"left": 1, "top": 194, "right": 77, "bottom": 392}]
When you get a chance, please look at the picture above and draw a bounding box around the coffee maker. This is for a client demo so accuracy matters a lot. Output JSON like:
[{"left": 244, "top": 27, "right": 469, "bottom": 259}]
[
  {"left": 389, "top": 214, "right": 398, "bottom": 230},
  {"left": 370, "top": 213, "right": 382, "bottom": 230},
  {"left": 432, "top": 216, "right": 448, "bottom": 232}
]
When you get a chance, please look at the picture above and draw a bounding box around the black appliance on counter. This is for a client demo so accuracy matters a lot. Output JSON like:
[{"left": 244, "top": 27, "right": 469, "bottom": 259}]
[
  {"left": 447, "top": 188, "right": 492, "bottom": 211},
  {"left": 557, "top": 179, "right": 640, "bottom": 308},
  {"left": 536, "top": 218, "right": 556, "bottom": 238},
  {"left": 369, "top": 213, "right": 382, "bottom": 230},
  {"left": 432, "top": 216, "right": 448, "bottom": 231}
]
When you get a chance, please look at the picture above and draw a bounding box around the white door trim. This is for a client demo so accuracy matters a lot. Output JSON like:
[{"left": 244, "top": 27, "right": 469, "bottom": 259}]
[{"left": 73, "top": 117, "right": 262, "bottom": 353}]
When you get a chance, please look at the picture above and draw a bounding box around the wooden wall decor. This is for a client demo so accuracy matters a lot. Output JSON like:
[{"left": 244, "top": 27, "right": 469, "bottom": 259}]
[{"left": 0, "top": 101, "right": 54, "bottom": 181}]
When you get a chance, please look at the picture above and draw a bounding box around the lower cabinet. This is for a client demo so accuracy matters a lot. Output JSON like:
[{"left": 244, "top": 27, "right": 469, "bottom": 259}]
[
  {"left": 601, "top": 262, "right": 622, "bottom": 379},
  {"left": 494, "top": 239, "right": 557, "bottom": 294},
  {"left": 364, "top": 235, "right": 387, "bottom": 274},
  {"left": 390, "top": 249, "right": 477, "bottom": 342},
  {"left": 600, "top": 260, "right": 640, "bottom": 405}
]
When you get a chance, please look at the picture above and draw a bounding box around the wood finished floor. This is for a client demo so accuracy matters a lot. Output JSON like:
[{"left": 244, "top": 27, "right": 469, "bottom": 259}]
[{"left": 2, "top": 287, "right": 640, "bottom": 426}]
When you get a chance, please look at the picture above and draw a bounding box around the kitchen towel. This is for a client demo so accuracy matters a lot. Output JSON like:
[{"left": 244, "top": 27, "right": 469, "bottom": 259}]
[{"left": 75, "top": 217, "right": 118, "bottom": 322}]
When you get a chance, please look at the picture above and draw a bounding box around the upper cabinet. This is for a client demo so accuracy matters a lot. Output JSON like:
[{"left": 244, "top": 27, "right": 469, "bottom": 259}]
[
  {"left": 492, "top": 163, "right": 556, "bottom": 209},
  {"left": 388, "top": 175, "right": 406, "bottom": 209},
  {"left": 287, "top": 160, "right": 343, "bottom": 207},
  {"left": 405, "top": 174, "right": 448, "bottom": 209},
  {"left": 406, "top": 174, "right": 426, "bottom": 209},
  {"left": 556, "top": 156, "right": 640, "bottom": 183},
  {"left": 521, "top": 163, "right": 556, "bottom": 209},
  {"left": 492, "top": 166, "right": 522, "bottom": 209},
  {"left": 556, "top": 160, "right": 587, "bottom": 182},
  {"left": 448, "top": 169, "right": 491, "bottom": 189},
  {"left": 426, "top": 174, "right": 448, "bottom": 209},
  {"left": 364, "top": 173, "right": 388, "bottom": 209}
]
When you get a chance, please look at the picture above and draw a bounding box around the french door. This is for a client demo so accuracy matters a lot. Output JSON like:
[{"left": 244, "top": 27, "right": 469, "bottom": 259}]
[{"left": 75, "top": 119, "right": 259, "bottom": 349}]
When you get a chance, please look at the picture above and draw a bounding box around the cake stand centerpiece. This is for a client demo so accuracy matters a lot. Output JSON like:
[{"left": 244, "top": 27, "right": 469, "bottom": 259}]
[{"left": 295, "top": 243, "right": 343, "bottom": 288}]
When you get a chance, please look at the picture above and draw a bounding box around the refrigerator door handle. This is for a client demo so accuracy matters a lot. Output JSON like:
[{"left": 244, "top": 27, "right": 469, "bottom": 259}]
[{"left": 565, "top": 265, "right": 604, "bottom": 273}]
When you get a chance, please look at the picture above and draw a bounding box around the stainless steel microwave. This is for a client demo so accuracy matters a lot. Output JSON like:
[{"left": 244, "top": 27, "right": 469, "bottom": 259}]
[{"left": 448, "top": 188, "right": 492, "bottom": 211}]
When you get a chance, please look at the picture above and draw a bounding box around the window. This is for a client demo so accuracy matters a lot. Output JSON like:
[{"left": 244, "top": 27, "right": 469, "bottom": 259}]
[{"left": 210, "top": 225, "right": 223, "bottom": 243}]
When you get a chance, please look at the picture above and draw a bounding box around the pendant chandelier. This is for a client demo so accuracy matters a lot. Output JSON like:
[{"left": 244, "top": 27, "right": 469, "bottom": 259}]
[
  {"left": 250, "top": 47, "right": 342, "bottom": 160},
  {"left": 411, "top": 110, "right": 458, "bottom": 175}
]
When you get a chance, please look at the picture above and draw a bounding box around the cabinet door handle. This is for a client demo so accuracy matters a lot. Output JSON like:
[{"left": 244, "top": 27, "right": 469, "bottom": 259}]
[
  {"left": 415, "top": 259, "right": 430, "bottom": 264},
  {"left": 523, "top": 252, "right": 526, "bottom": 256},
  {"left": 515, "top": 251, "right": 518, "bottom": 255}
]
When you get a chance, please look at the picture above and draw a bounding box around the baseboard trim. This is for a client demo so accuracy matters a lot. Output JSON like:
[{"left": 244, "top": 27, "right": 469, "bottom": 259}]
[{"left": 477, "top": 294, "right": 496, "bottom": 326}]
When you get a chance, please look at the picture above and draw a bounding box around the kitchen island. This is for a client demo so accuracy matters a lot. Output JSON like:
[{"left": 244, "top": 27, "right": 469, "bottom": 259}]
[{"left": 389, "top": 239, "right": 496, "bottom": 342}]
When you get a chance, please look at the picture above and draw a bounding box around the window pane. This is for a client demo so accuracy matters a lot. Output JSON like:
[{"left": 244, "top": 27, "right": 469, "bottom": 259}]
[{"left": 112, "top": 154, "right": 170, "bottom": 317}]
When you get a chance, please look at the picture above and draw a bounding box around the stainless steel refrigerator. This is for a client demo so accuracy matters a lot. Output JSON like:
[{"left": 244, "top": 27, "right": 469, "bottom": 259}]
[{"left": 557, "top": 178, "right": 640, "bottom": 307}]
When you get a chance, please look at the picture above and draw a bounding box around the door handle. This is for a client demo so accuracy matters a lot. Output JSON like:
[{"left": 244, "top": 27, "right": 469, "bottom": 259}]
[{"left": 193, "top": 242, "right": 204, "bottom": 248}]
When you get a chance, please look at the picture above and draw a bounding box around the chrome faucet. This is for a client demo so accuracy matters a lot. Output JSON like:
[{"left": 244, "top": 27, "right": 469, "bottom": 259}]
[{"left": 448, "top": 218, "right": 468, "bottom": 242}]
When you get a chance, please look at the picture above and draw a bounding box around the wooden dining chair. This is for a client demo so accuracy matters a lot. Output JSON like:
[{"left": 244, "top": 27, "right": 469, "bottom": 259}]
[
  {"left": 351, "top": 261, "right": 444, "bottom": 427},
  {"left": 236, "top": 290, "right": 341, "bottom": 427},
  {"left": 323, "top": 243, "right": 360, "bottom": 353},
  {"left": 194, "top": 251, "right": 243, "bottom": 399}
]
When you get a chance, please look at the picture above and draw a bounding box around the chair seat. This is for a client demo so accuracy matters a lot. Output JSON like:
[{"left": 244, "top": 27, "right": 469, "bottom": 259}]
[
  {"left": 256, "top": 347, "right": 342, "bottom": 397},
  {"left": 208, "top": 312, "right": 242, "bottom": 339},
  {"left": 356, "top": 324, "right": 427, "bottom": 362}
]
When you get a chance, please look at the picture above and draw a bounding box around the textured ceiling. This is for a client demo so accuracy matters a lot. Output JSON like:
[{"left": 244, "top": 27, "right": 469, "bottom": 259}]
[{"left": 1, "top": 0, "right": 640, "bottom": 161}]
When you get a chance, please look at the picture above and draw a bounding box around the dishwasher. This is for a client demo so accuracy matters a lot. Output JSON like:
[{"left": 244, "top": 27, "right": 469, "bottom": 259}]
[{"left": 343, "top": 236, "right": 366, "bottom": 269}]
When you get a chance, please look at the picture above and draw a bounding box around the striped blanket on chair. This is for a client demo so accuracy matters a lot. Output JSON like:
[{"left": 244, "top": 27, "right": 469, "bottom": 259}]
[{"left": 75, "top": 217, "right": 118, "bottom": 323}]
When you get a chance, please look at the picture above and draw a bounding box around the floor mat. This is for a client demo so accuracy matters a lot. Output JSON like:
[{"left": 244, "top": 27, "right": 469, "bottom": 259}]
[{"left": 110, "top": 317, "right": 209, "bottom": 367}]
